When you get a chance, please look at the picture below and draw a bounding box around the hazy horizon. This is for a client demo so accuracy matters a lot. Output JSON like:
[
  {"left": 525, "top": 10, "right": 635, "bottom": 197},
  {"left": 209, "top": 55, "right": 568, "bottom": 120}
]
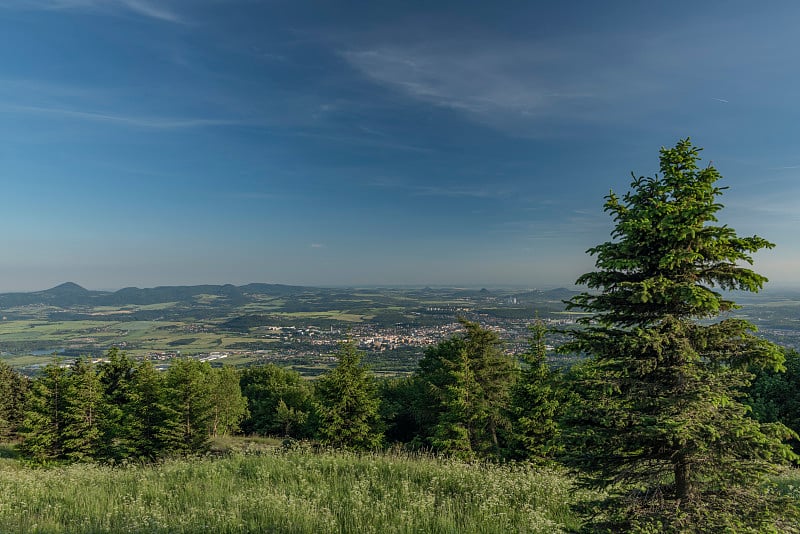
[{"left": 3, "top": 1, "right": 799, "bottom": 291}]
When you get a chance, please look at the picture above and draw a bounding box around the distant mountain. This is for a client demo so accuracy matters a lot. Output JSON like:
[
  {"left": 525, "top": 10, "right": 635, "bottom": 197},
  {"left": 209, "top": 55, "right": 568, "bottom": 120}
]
[
  {"left": 0, "top": 283, "right": 581, "bottom": 310},
  {"left": 0, "top": 282, "right": 310, "bottom": 309},
  {"left": 541, "top": 288, "right": 579, "bottom": 301},
  {"left": 43, "top": 282, "right": 91, "bottom": 296}
]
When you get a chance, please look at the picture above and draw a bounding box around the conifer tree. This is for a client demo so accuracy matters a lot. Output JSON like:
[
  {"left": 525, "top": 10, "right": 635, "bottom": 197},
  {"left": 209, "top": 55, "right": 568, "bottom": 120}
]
[
  {"left": 562, "top": 139, "right": 798, "bottom": 532},
  {"left": 430, "top": 347, "right": 478, "bottom": 459},
  {"left": 61, "top": 358, "right": 104, "bottom": 462},
  {"left": 164, "top": 358, "right": 214, "bottom": 454},
  {"left": 96, "top": 348, "right": 138, "bottom": 461},
  {"left": 509, "top": 319, "right": 560, "bottom": 461},
  {"left": 315, "top": 339, "right": 382, "bottom": 450},
  {"left": 128, "top": 360, "right": 175, "bottom": 459},
  {"left": 0, "top": 360, "right": 27, "bottom": 440},
  {"left": 19, "top": 361, "right": 69, "bottom": 462},
  {"left": 416, "top": 319, "right": 517, "bottom": 458}
]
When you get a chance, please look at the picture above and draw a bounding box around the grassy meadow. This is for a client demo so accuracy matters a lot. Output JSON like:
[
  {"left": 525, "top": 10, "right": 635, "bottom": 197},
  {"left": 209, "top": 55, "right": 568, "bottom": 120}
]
[
  {"left": 0, "top": 439, "right": 798, "bottom": 534},
  {"left": 0, "top": 445, "right": 589, "bottom": 534}
]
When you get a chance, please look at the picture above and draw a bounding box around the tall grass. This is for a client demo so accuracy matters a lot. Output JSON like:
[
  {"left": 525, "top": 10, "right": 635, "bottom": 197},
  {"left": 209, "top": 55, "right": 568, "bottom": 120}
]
[{"left": 0, "top": 449, "right": 589, "bottom": 533}]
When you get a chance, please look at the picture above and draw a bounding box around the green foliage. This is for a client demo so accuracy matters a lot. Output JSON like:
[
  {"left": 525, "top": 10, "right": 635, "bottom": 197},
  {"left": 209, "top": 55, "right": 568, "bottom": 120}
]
[
  {"left": 208, "top": 366, "right": 248, "bottom": 437},
  {"left": 749, "top": 348, "right": 800, "bottom": 452},
  {"left": 163, "top": 358, "right": 214, "bottom": 454},
  {"left": 378, "top": 376, "right": 427, "bottom": 444},
  {"left": 562, "top": 139, "right": 798, "bottom": 531},
  {"left": 508, "top": 319, "right": 561, "bottom": 461},
  {"left": 415, "top": 319, "right": 517, "bottom": 459},
  {"left": 19, "top": 361, "right": 69, "bottom": 462},
  {"left": 18, "top": 350, "right": 218, "bottom": 463},
  {"left": 314, "top": 339, "right": 383, "bottom": 450},
  {"left": 240, "top": 364, "right": 314, "bottom": 438},
  {"left": 126, "top": 359, "right": 175, "bottom": 460},
  {"left": 61, "top": 358, "right": 104, "bottom": 462},
  {"left": 0, "top": 360, "right": 27, "bottom": 440}
]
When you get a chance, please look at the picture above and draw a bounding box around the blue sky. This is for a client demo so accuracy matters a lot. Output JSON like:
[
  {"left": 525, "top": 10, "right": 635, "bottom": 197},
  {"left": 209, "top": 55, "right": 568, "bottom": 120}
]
[{"left": 1, "top": 0, "right": 799, "bottom": 291}]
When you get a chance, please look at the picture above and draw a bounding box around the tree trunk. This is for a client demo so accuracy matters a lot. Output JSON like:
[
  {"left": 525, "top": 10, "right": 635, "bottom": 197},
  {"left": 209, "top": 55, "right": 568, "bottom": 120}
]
[{"left": 674, "top": 456, "right": 691, "bottom": 501}]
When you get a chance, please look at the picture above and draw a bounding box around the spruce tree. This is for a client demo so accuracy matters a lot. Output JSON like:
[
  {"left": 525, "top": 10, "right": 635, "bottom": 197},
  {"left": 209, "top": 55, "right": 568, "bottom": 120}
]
[
  {"left": 19, "top": 361, "right": 69, "bottom": 462},
  {"left": 61, "top": 358, "right": 104, "bottom": 462},
  {"left": 509, "top": 319, "right": 560, "bottom": 461},
  {"left": 430, "top": 347, "right": 478, "bottom": 460},
  {"left": 164, "top": 358, "right": 214, "bottom": 454},
  {"left": 96, "top": 348, "right": 139, "bottom": 460},
  {"left": 415, "top": 319, "right": 516, "bottom": 458},
  {"left": 314, "top": 339, "right": 382, "bottom": 450},
  {"left": 0, "top": 361, "right": 27, "bottom": 440},
  {"left": 129, "top": 360, "right": 175, "bottom": 459},
  {"left": 562, "top": 139, "right": 798, "bottom": 532}
]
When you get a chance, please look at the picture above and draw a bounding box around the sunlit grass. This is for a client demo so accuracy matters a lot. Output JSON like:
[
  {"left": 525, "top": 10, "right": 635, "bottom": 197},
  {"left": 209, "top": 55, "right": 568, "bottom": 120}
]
[{"left": 0, "top": 449, "right": 588, "bottom": 533}]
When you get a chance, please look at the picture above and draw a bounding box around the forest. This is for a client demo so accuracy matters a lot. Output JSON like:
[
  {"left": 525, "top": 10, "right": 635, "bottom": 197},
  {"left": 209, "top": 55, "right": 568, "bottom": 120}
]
[{"left": 2, "top": 140, "right": 800, "bottom": 532}]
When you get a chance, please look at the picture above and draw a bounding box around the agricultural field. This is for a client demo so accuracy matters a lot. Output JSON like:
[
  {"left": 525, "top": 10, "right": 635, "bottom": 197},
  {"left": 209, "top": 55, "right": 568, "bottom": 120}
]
[{"left": 1, "top": 282, "right": 799, "bottom": 376}]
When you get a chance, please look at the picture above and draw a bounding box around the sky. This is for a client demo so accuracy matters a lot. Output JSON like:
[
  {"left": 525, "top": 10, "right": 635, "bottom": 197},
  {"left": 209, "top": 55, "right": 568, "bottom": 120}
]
[{"left": 1, "top": 0, "right": 799, "bottom": 291}]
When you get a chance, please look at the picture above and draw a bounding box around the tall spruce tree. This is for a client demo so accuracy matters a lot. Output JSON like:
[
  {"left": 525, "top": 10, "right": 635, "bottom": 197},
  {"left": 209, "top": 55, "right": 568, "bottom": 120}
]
[
  {"left": 509, "top": 319, "right": 560, "bottom": 461},
  {"left": 164, "top": 358, "right": 214, "bottom": 454},
  {"left": 416, "top": 319, "right": 517, "bottom": 458},
  {"left": 562, "top": 139, "right": 798, "bottom": 532},
  {"left": 314, "top": 339, "right": 382, "bottom": 450},
  {"left": 96, "top": 348, "right": 138, "bottom": 461},
  {"left": 62, "top": 358, "right": 104, "bottom": 462},
  {"left": 0, "top": 360, "right": 27, "bottom": 440},
  {"left": 19, "top": 361, "right": 69, "bottom": 462}
]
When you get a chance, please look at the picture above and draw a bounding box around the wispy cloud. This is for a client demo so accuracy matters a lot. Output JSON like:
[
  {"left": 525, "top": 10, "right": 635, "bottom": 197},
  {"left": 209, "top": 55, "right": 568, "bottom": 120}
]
[
  {"left": 310, "top": 243, "right": 325, "bottom": 249},
  {"left": 1, "top": 0, "right": 183, "bottom": 23},
  {"left": 341, "top": 44, "right": 596, "bottom": 133},
  {"left": 368, "top": 176, "right": 512, "bottom": 199},
  {"left": 0, "top": 103, "right": 242, "bottom": 129},
  {"left": 411, "top": 185, "right": 511, "bottom": 199}
]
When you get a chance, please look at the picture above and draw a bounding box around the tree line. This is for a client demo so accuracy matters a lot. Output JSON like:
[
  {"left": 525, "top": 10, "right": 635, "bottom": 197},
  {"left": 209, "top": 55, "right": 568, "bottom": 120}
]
[{"left": 1, "top": 139, "right": 799, "bottom": 531}]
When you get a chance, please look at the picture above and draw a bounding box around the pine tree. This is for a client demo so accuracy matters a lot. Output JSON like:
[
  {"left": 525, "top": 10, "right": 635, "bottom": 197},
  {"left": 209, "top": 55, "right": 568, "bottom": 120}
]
[
  {"left": 314, "top": 339, "right": 382, "bottom": 450},
  {"left": 562, "top": 139, "right": 798, "bottom": 532}
]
